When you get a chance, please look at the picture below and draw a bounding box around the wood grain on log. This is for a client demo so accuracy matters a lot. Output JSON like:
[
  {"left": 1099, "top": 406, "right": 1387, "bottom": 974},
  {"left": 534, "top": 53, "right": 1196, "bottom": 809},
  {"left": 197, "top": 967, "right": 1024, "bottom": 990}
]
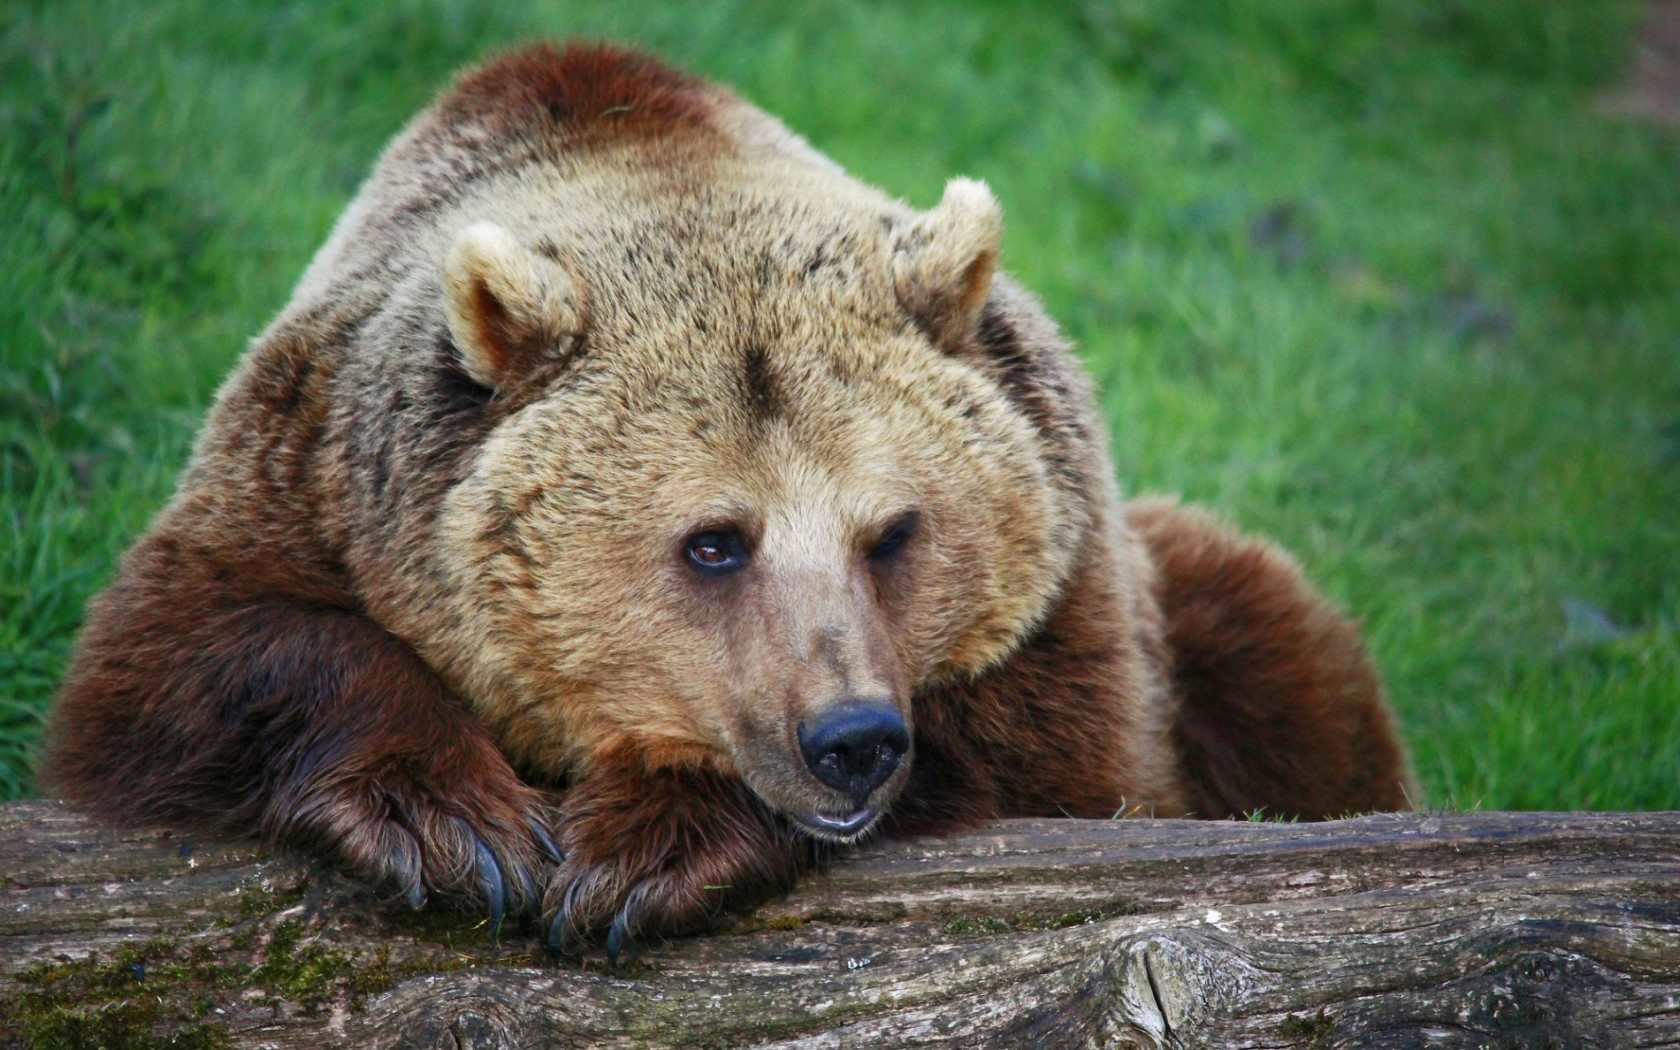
[{"left": 3, "top": 800, "right": 1677, "bottom": 1048}]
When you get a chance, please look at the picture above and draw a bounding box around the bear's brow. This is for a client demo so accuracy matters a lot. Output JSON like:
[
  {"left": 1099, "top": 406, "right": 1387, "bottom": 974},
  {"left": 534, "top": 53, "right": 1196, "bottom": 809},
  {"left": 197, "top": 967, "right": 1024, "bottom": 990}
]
[{"left": 741, "top": 343, "right": 783, "bottom": 424}]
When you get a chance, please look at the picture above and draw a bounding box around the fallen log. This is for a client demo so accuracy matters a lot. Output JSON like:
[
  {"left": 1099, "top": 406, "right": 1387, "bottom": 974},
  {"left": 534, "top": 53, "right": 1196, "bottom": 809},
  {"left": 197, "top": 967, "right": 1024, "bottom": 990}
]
[{"left": 3, "top": 800, "right": 1677, "bottom": 1048}]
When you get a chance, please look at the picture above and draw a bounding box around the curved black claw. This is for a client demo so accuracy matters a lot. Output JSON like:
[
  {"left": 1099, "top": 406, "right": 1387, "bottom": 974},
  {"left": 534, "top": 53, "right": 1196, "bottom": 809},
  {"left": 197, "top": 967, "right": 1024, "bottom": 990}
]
[
  {"left": 529, "top": 818, "right": 564, "bottom": 865},
  {"left": 545, "top": 906, "right": 571, "bottom": 960},
  {"left": 471, "top": 838, "right": 506, "bottom": 942},
  {"left": 606, "top": 908, "right": 631, "bottom": 966},
  {"left": 507, "top": 861, "right": 537, "bottom": 920}
]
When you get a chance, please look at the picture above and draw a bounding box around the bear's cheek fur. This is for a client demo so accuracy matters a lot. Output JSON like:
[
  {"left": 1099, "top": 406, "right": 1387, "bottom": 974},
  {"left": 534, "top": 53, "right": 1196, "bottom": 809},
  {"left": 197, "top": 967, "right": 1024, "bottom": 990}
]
[
  {"left": 429, "top": 399, "right": 721, "bottom": 771},
  {"left": 862, "top": 369, "right": 1077, "bottom": 682}
]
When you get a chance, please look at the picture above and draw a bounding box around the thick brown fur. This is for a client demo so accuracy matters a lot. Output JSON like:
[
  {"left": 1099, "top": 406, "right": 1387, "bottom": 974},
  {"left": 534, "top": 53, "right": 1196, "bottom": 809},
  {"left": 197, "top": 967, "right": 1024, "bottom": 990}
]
[
  {"left": 45, "top": 42, "right": 1412, "bottom": 954},
  {"left": 1125, "top": 499, "right": 1411, "bottom": 819},
  {"left": 48, "top": 526, "right": 551, "bottom": 913},
  {"left": 437, "top": 42, "right": 718, "bottom": 144}
]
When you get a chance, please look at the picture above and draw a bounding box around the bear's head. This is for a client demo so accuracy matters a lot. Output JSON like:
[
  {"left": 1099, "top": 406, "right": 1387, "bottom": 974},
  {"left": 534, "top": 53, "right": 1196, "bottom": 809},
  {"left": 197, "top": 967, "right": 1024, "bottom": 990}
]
[
  {"left": 299, "top": 48, "right": 1098, "bottom": 842},
  {"left": 422, "top": 167, "right": 1092, "bottom": 840}
]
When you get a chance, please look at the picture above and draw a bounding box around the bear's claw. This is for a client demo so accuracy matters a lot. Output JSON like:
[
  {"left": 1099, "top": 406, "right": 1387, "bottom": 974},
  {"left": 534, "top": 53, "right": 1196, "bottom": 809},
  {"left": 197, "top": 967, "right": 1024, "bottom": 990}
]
[
  {"left": 544, "top": 897, "right": 579, "bottom": 959},
  {"left": 469, "top": 835, "right": 506, "bottom": 940},
  {"left": 605, "top": 908, "right": 631, "bottom": 965},
  {"left": 543, "top": 867, "right": 592, "bottom": 958},
  {"left": 268, "top": 745, "right": 561, "bottom": 934},
  {"left": 541, "top": 874, "right": 642, "bottom": 963},
  {"left": 529, "top": 818, "right": 564, "bottom": 865}
]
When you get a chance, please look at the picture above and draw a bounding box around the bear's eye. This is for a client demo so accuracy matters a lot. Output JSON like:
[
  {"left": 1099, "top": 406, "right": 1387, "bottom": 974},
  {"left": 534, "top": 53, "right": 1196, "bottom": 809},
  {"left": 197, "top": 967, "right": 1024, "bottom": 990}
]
[
  {"left": 684, "top": 529, "right": 748, "bottom": 575},
  {"left": 869, "top": 513, "right": 918, "bottom": 563}
]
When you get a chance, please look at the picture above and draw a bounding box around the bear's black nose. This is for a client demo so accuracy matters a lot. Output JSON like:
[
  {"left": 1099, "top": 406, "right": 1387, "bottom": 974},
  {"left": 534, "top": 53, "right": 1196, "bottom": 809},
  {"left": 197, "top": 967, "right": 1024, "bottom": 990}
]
[{"left": 798, "top": 703, "right": 908, "bottom": 802}]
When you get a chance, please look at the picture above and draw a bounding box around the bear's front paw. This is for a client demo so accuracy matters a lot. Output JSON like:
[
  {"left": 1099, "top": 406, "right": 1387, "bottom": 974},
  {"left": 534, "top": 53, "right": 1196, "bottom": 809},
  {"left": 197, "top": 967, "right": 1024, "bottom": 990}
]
[
  {"left": 542, "top": 751, "right": 807, "bottom": 962},
  {"left": 266, "top": 725, "right": 561, "bottom": 936}
]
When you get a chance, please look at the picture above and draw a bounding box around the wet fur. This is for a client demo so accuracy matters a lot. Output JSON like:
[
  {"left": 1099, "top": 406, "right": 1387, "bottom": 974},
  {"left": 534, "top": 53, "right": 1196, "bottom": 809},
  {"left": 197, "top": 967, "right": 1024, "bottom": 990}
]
[{"left": 45, "top": 42, "right": 1411, "bottom": 950}]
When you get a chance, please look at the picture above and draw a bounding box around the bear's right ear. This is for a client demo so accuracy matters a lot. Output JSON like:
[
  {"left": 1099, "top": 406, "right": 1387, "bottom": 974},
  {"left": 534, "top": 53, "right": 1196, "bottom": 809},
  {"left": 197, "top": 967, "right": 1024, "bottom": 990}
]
[
  {"left": 891, "top": 178, "right": 1001, "bottom": 352},
  {"left": 443, "top": 222, "right": 584, "bottom": 389}
]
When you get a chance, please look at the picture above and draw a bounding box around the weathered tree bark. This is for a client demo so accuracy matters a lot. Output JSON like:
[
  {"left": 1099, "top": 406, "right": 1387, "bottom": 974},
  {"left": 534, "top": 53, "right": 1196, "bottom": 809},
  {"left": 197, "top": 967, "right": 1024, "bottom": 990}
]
[{"left": 3, "top": 800, "right": 1678, "bottom": 1048}]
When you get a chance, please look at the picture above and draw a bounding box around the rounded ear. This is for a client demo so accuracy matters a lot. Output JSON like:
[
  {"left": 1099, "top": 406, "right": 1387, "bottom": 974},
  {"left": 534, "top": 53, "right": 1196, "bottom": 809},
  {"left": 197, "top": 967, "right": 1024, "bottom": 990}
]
[
  {"left": 443, "top": 222, "right": 584, "bottom": 389},
  {"left": 891, "top": 178, "right": 1001, "bottom": 352}
]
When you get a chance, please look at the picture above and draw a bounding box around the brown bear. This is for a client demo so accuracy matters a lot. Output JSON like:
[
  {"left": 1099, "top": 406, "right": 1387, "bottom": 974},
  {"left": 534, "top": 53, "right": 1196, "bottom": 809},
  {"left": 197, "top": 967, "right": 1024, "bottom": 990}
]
[{"left": 44, "top": 42, "right": 1411, "bottom": 959}]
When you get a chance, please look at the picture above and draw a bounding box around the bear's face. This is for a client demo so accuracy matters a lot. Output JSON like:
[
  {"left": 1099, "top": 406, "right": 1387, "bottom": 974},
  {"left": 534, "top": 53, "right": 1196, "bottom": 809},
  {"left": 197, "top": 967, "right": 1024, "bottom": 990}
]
[{"left": 434, "top": 178, "right": 1075, "bottom": 839}]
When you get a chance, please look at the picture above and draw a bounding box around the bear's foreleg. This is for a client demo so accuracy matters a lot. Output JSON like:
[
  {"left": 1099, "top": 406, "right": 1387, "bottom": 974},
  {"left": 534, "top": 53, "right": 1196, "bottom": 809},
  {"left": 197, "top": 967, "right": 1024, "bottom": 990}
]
[
  {"left": 45, "top": 535, "right": 558, "bottom": 928},
  {"left": 542, "top": 745, "right": 808, "bottom": 961}
]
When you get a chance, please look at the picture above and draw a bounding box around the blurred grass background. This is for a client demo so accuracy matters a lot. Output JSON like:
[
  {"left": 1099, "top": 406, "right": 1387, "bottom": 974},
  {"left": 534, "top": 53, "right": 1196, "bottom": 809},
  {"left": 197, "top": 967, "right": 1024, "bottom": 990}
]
[{"left": 2, "top": 1, "right": 1676, "bottom": 809}]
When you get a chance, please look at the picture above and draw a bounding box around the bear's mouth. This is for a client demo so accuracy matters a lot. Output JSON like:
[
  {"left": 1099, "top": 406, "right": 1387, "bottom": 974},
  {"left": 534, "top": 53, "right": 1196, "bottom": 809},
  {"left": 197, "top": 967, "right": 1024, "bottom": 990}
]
[{"left": 788, "top": 805, "right": 880, "bottom": 841}]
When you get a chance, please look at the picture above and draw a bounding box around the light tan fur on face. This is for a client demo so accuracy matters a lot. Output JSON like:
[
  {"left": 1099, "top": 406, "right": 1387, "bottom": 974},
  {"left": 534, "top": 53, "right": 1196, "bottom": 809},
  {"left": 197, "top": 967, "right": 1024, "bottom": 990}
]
[{"left": 421, "top": 175, "right": 1075, "bottom": 818}]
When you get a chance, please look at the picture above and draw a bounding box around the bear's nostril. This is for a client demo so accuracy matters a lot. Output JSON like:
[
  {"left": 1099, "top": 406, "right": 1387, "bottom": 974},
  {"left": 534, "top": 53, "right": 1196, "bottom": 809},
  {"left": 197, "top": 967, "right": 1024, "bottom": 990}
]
[{"left": 798, "top": 703, "right": 908, "bottom": 802}]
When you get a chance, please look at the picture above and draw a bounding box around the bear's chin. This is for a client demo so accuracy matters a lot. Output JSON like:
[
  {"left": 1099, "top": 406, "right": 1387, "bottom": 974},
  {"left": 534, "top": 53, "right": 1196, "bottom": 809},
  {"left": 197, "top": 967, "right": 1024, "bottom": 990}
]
[{"left": 786, "top": 805, "right": 882, "bottom": 843}]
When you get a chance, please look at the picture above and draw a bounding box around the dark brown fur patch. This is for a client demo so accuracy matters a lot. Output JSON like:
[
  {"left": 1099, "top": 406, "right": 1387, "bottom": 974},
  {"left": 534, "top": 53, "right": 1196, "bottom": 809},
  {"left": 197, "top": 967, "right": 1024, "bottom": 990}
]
[
  {"left": 465, "top": 273, "right": 519, "bottom": 378},
  {"left": 741, "top": 342, "right": 783, "bottom": 423},
  {"left": 1126, "top": 499, "right": 1413, "bottom": 820},
  {"left": 438, "top": 42, "right": 717, "bottom": 147},
  {"left": 972, "top": 302, "right": 1086, "bottom": 486}
]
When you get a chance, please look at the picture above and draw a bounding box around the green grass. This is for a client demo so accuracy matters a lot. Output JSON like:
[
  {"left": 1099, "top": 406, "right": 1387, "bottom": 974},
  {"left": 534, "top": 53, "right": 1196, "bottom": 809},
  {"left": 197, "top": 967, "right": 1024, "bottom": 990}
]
[{"left": 2, "top": 0, "right": 1676, "bottom": 809}]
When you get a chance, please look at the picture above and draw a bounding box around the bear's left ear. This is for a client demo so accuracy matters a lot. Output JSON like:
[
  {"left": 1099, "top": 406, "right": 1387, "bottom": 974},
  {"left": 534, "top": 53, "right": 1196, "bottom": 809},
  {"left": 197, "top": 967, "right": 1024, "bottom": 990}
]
[
  {"left": 443, "top": 222, "right": 584, "bottom": 389},
  {"left": 892, "top": 178, "right": 1001, "bottom": 352}
]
